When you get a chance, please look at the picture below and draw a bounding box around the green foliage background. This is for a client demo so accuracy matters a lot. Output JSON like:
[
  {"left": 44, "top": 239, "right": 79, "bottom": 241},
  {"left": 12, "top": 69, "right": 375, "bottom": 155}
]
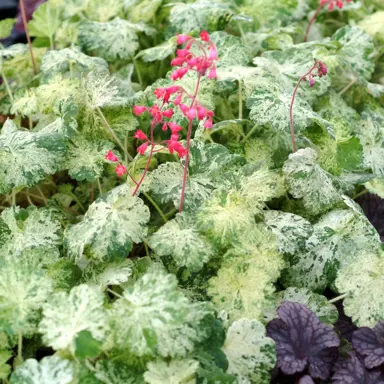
[{"left": 0, "top": 0, "right": 383, "bottom": 382}]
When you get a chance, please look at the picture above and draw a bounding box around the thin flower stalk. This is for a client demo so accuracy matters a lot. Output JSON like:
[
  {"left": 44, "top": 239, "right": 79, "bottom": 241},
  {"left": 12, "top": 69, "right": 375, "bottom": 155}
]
[
  {"left": 289, "top": 59, "right": 328, "bottom": 152},
  {"left": 304, "top": 0, "right": 353, "bottom": 42},
  {"left": 19, "top": 0, "right": 37, "bottom": 75}
]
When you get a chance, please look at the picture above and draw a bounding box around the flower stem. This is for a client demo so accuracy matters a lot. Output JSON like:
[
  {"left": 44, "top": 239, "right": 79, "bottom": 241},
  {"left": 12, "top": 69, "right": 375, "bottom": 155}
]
[
  {"left": 241, "top": 124, "right": 258, "bottom": 144},
  {"left": 11, "top": 189, "right": 16, "bottom": 206},
  {"left": 36, "top": 185, "right": 48, "bottom": 205},
  {"left": 19, "top": 0, "right": 37, "bottom": 75},
  {"left": 1, "top": 70, "right": 14, "bottom": 103},
  {"left": 179, "top": 74, "right": 202, "bottom": 213},
  {"left": 96, "top": 107, "right": 133, "bottom": 161},
  {"left": 329, "top": 292, "right": 349, "bottom": 304},
  {"left": 238, "top": 79, "right": 243, "bottom": 120},
  {"left": 143, "top": 191, "right": 167, "bottom": 223},
  {"left": 353, "top": 188, "right": 368, "bottom": 200},
  {"left": 304, "top": 3, "right": 326, "bottom": 42},
  {"left": 289, "top": 61, "right": 318, "bottom": 153},
  {"left": 96, "top": 178, "right": 103, "bottom": 196},
  {"left": 132, "top": 57, "right": 143, "bottom": 88},
  {"left": 132, "top": 121, "right": 156, "bottom": 196},
  {"left": 18, "top": 332, "right": 23, "bottom": 361},
  {"left": 339, "top": 76, "right": 357, "bottom": 96}
]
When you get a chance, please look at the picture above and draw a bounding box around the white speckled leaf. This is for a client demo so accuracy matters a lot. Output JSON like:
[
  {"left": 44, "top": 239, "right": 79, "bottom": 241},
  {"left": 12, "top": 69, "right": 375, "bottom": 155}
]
[
  {"left": 41, "top": 47, "right": 108, "bottom": 79},
  {"left": 144, "top": 359, "right": 199, "bottom": 384},
  {"left": 148, "top": 213, "right": 213, "bottom": 272},
  {"left": 111, "top": 271, "right": 212, "bottom": 357},
  {"left": 0, "top": 206, "right": 62, "bottom": 260},
  {"left": 265, "top": 287, "right": 338, "bottom": 325},
  {"left": 223, "top": 318, "right": 276, "bottom": 384},
  {"left": 283, "top": 148, "right": 342, "bottom": 216},
  {"left": 10, "top": 356, "right": 74, "bottom": 384},
  {"left": 39, "top": 284, "right": 108, "bottom": 353},
  {"left": 357, "top": 108, "right": 384, "bottom": 177},
  {"left": 336, "top": 252, "right": 384, "bottom": 327},
  {"left": 79, "top": 18, "right": 153, "bottom": 62},
  {"left": 64, "top": 135, "right": 112, "bottom": 181},
  {"left": 65, "top": 184, "right": 150, "bottom": 262},
  {"left": 135, "top": 39, "right": 177, "bottom": 62},
  {"left": 95, "top": 360, "right": 144, "bottom": 384},
  {"left": 365, "top": 178, "right": 384, "bottom": 198},
  {"left": 264, "top": 211, "right": 313, "bottom": 255},
  {"left": 0, "top": 119, "right": 67, "bottom": 194},
  {"left": 282, "top": 207, "right": 381, "bottom": 291},
  {"left": 0, "top": 259, "right": 52, "bottom": 336}
]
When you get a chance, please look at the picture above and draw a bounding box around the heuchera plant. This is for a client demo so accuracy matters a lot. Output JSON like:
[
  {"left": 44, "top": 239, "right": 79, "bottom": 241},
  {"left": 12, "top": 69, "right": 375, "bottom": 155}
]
[{"left": 106, "top": 31, "right": 217, "bottom": 212}]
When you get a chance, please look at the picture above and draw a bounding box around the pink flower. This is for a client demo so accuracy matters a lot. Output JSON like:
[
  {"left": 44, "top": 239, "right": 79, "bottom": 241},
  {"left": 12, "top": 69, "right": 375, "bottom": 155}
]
[
  {"left": 134, "top": 130, "right": 148, "bottom": 141},
  {"left": 115, "top": 164, "right": 127, "bottom": 177},
  {"left": 166, "top": 86, "right": 180, "bottom": 94},
  {"left": 137, "top": 142, "right": 149, "bottom": 155},
  {"left": 200, "top": 30, "right": 210, "bottom": 42},
  {"left": 208, "top": 66, "right": 216, "bottom": 79},
  {"left": 328, "top": 1, "right": 334, "bottom": 10},
  {"left": 171, "top": 57, "right": 185, "bottom": 66},
  {"left": 162, "top": 109, "right": 174, "bottom": 118},
  {"left": 209, "top": 47, "right": 218, "bottom": 60},
  {"left": 171, "top": 133, "right": 179, "bottom": 141},
  {"left": 168, "top": 122, "right": 183, "bottom": 133},
  {"left": 149, "top": 105, "right": 162, "bottom": 122},
  {"left": 179, "top": 103, "right": 190, "bottom": 116},
  {"left": 187, "top": 57, "right": 200, "bottom": 68},
  {"left": 133, "top": 106, "right": 147, "bottom": 116},
  {"left": 186, "top": 107, "right": 196, "bottom": 120},
  {"left": 177, "top": 34, "right": 191, "bottom": 45},
  {"left": 168, "top": 140, "right": 187, "bottom": 157},
  {"left": 177, "top": 49, "right": 190, "bottom": 57},
  {"left": 173, "top": 93, "right": 182, "bottom": 105},
  {"left": 154, "top": 88, "right": 167, "bottom": 99},
  {"left": 171, "top": 67, "right": 189, "bottom": 80},
  {"left": 319, "top": 61, "right": 327, "bottom": 75},
  {"left": 204, "top": 118, "right": 213, "bottom": 129},
  {"left": 308, "top": 76, "right": 316, "bottom": 87},
  {"left": 105, "top": 150, "right": 119, "bottom": 162},
  {"left": 162, "top": 122, "right": 168, "bottom": 131},
  {"left": 336, "top": 0, "right": 343, "bottom": 7},
  {"left": 197, "top": 105, "right": 206, "bottom": 120}
]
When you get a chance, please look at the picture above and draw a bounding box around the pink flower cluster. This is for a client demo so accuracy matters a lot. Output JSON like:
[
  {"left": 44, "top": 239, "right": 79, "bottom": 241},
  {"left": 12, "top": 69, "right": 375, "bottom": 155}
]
[
  {"left": 320, "top": 0, "right": 352, "bottom": 10},
  {"left": 105, "top": 150, "right": 127, "bottom": 177},
  {"left": 306, "top": 60, "right": 328, "bottom": 87},
  {"left": 104, "top": 31, "right": 218, "bottom": 202}
]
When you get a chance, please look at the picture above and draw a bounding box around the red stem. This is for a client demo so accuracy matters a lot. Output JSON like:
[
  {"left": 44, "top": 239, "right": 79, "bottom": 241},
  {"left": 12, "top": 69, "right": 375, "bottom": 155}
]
[
  {"left": 19, "top": 0, "right": 37, "bottom": 75},
  {"left": 304, "top": 2, "right": 326, "bottom": 42},
  {"left": 179, "top": 73, "right": 202, "bottom": 213},
  {"left": 132, "top": 121, "right": 156, "bottom": 196},
  {"left": 289, "top": 61, "right": 318, "bottom": 153}
]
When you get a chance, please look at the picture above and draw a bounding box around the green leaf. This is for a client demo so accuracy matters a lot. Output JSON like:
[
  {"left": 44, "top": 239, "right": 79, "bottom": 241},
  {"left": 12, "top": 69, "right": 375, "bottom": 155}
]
[
  {"left": 85, "top": 0, "right": 123, "bottom": 22},
  {"left": 331, "top": 26, "right": 375, "bottom": 81},
  {"left": 197, "top": 191, "right": 256, "bottom": 249},
  {"left": 223, "top": 318, "right": 276, "bottom": 384},
  {"left": 0, "top": 350, "right": 11, "bottom": 380},
  {"left": 336, "top": 252, "right": 384, "bottom": 327},
  {"left": 27, "top": 3, "right": 61, "bottom": 45},
  {"left": 283, "top": 148, "right": 342, "bottom": 216},
  {"left": 0, "top": 258, "right": 52, "bottom": 336},
  {"left": 365, "top": 178, "right": 384, "bottom": 198},
  {"left": 148, "top": 213, "right": 214, "bottom": 272},
  {"left": 0, "top": 19, "right": 15, "bottom": 40},
  {"left": 0, "top": 119, "right": 67, "bottom": 194},
  {"left": 65, "top": 184, "right": 149, "bottom": 262},
  {"left": 282, "top": 206, "right": 381, "bottom": 291},
  {"left": 148, "top": 141, "right": 244, "bottom": 213},
  {"left": 40, "top": 48, "right": 108, "bottom": 79},
  {"left": 265, "top": 287, "right": 339, "bottom": 325},
  {"left": 264, "top": 210, "right": 313, "bottom": 255},
  {"left": 10, "top": 356, "right": 74, "bottom": 384},
  {"left": 357, "top": 107, "right": 384, "bottom": 177},
  {"left": 79, "top": 18, "right": 153, "bottom": 62},
  {"left": 246, "top": 77, "right": 332, "bottom": 135},
  {"left": 94, "top": 360, "right": 144, "bottom": 384},
  {"left": 75, "top": 330, "right": 103, "bottom": 359},
  {"left": 39, "top": 284, "right": 109, "bottom": 354},
  {"left": 0, "top": 205, "right": 62, "bottom": 261},
  {"left": 64, "top": 135, "right": 112, "bottom": 181},
  {"left": 144, "top": 359, "right": 199, "bottom": 384},
  {"left": 169, "top": 0, "right": 233, "bottom": 34},
  {"left": 111, "top": 271, "right": 213, "bottom": 357},
  {"left": 135, "top": 40, "right": 177, "bottom": 62},
  {"left": 126, "top": 0, "right": 162, "bottom": 23}
]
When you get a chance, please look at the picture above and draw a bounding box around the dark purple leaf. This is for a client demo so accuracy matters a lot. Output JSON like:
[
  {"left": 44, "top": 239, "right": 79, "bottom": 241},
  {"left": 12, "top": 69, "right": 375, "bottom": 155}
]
[
  {"left": 353, "top": 321, "right": 384, "bottom": 369},
  {"left": 299, "top": 375, "right": 315, "bottom": 384},
  {"left": 332, "top": 352, "right": 384, "bottom": 384},
  {"left": 267, "top": 301, "right": 340, "bottom": 380}
]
